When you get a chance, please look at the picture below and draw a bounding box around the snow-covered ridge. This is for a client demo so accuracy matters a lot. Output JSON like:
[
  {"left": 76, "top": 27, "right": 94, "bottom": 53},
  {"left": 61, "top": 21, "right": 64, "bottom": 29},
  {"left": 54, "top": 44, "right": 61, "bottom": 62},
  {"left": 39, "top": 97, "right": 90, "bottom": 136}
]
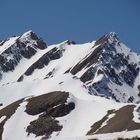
[
  {"left": 0, "top": 31, "right": 140, "bottom": 102},
  {"left": 0, "top": 31, "right": 140, "bottom": 140}
]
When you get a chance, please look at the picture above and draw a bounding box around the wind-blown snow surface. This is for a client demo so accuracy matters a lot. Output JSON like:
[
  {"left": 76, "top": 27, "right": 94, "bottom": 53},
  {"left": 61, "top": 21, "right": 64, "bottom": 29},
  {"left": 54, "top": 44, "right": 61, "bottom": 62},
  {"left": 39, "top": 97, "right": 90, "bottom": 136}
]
[
  {"left": 0, "top": 31, "right": 140, "bottom": 140},
  {"left": 0, "top": 74, "right": 126, "bottom": 140}
]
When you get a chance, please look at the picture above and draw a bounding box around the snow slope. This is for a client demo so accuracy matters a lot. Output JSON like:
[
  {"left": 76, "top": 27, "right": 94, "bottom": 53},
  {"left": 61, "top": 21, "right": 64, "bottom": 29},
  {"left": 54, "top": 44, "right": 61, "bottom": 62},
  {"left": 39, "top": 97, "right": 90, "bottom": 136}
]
[{"left": 0, "top": 31, "right": 140, "bottom": 140}]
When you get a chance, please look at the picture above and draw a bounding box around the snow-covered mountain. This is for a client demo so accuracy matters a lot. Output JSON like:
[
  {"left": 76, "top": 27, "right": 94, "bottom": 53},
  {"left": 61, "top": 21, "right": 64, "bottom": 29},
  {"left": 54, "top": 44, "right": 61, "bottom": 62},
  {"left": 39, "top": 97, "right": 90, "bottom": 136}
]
[{"left": 0, "top": 31, "right": 140, "bottom": 140}]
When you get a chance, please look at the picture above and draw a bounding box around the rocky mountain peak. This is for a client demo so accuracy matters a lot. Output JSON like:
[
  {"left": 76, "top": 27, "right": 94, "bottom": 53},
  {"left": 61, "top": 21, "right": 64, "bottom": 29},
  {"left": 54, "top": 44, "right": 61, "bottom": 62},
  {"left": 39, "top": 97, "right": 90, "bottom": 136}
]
[
  {"left": 94, "top": 32, "right": 120, "bottom": 47},
  {"left": 0, "top": 31, "right": 47, "bottom": 81},
  {"left": 65, "top": 40, "right": 76, "bottom": 45},
  {"left": 69, "top": 32, "right": 140, "bottom": 103},
  {"left": 20, "top": 30, "right": 39, "bottom": 41},
  {"left": 18, "top": 30, "right": 47, "bottom": 50},
  {"left": 107, "top": 32, "right": 119, "bottom": 41}
]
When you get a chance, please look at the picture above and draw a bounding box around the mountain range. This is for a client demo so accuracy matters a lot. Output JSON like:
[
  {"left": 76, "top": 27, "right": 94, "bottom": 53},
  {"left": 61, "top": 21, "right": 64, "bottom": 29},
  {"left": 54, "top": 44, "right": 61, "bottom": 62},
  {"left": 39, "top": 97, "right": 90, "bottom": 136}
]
[{"left": 0, "top": 31, "right": 140, "bottom": 140}]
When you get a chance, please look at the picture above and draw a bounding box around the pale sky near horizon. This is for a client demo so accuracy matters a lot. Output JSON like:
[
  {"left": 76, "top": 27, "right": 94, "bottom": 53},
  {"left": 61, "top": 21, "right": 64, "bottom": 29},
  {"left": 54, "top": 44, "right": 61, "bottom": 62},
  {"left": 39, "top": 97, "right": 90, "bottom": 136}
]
[{"left": 0, "top": 0, "right": 140, "bottom": 53}]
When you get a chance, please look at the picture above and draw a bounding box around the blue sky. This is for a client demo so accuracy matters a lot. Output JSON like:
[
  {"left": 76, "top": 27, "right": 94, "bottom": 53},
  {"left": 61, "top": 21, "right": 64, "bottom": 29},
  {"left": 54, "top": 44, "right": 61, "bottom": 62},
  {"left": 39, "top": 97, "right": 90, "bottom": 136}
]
[{"left": 0, "top": 0, "right": 140, "bottom": 53}]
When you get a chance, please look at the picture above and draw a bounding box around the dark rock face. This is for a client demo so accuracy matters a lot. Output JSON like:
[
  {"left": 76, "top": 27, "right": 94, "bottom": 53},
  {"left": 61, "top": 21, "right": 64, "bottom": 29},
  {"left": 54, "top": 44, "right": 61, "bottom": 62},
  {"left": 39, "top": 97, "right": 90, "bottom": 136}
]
[
  {"left": 19, "top": 31, "right": 47, "bottom": 50},
  {"left": 87, "top": 105, "right": 140, "bottom": 135},
  {"left": 66, "top": 40, "right": 76, "bottom": 45},
  {"left": 19, "top": 44, "right": 37, "bottom": 59},
  {"left": 45, "top": 68, "right": 55, "bottom": 79},
  {"left": 26, "top": 116, "right": 62, "bottom": 138},
  {"left": 28, "top": 32, "right": 39, "bottom": 40},
  {"left": 99, "top": 43, "right": 139, "bottom": 87},
  {"left": 89, "top": 77, "right": 112, "bottom": 97},
  {"left": 0, "top": 40, "right": 7, "bottom": 46},
  {"left": 25, "top": 91, "right": 75, "bottom": 138},
  {"left": 94, "top": 35, "right": 108, "bottom": 46},
  {"left": 45, "top": 102, "right": 75, "bottom": 117},
  {"left": 87, "top": 109, "right": 114, "bottom": 135},
  {"left": 80, "top": 67, "right": 95, "bottom": 83},
  {"left": 17, "top": 75, "right": 24, "bottom": 82},
  {"left": 116, "top": 137, "right": 140, "bottom": 140},
  {"left": 36, "top": 38, "right": 47, "bottom": 50},
  {"left": 17, "top": 47, "right": 62, "bottom": 81},
  {"left": 0, "top": 99, "right": 24, "bottom": 140},
  {"left": 24, "top": 53, "right": 50, "bottom": 76},
  {"left": 70, "top": 46, "right": 102, "bottom": 75},
  {"left": 25, "top": 91, "right": 69, "bottom": 115},
  {"left": 120, "top": 64, "right": 139, "bottom": 86}
]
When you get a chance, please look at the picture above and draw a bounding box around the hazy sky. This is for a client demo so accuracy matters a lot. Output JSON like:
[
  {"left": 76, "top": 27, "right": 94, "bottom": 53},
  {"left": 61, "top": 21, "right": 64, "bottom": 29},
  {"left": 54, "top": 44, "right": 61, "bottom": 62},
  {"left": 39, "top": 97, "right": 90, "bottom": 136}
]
[{"left": 0, "top": 0, "right": 140, "bottom": 53}]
